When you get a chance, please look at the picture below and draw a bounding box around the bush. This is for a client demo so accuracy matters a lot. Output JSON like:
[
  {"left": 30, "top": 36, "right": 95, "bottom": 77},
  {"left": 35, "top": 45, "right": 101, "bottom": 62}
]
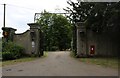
[
  {"left": 10, "top": 45, "right": 24, "bottom": 58},
  {"left": 2, "top": 52, "right": 14, "bottom": 60},
  {"left": 2, "top": 41, "right": 25, "bottom": 61},
  {"left": 51, "top": 46, "right": 59, "bottom": 51},
  {"left": 0, "top": 38, "right": 2, "bottom": 52}
]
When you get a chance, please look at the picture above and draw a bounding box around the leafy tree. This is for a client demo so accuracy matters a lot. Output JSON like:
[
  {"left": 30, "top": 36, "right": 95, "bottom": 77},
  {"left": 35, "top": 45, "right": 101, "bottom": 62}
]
[
  {"left": 37, "top": 10, "right": 72, "bottom": 51},
  {"left": 64, "top": 1, "right": 120, "bottom": 33}
]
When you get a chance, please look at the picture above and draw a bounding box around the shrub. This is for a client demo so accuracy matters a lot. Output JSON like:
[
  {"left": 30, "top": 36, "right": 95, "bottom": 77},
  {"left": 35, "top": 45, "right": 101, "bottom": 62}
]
[
  {"left": 2, "top": 41, "right": 25, "bottom": 61},
  {"left": 2, "top": 52, "right": 14, "bottom": 60},
  {"left": 10, "top": 45, "right": 24, "bottom": 58},
  {"left": 51, "top": 46, "right": 59, "bottom": 51},
  {"left": 0, "top": 38, "right": 2, "bottom": 52}
]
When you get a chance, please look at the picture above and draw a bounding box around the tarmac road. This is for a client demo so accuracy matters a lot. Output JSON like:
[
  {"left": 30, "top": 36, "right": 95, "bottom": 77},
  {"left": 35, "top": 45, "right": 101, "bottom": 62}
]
[{"left": 2, "top": 51, "right": 118, "bottom": 76}]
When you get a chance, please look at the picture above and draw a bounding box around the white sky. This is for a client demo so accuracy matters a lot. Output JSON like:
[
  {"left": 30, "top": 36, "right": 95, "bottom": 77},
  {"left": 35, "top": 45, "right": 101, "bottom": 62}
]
[
  {"left": 0, "top": 0, "right": 77, "bottom": 37},
  {"left": 0, "top": 0, "right": 119, "bottom": 37}
]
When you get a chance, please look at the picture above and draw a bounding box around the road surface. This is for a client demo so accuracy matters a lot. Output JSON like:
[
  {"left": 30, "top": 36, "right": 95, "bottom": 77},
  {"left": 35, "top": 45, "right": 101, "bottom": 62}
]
[{"left": 2, "top": 51, "right": 118, "bottom": 76}]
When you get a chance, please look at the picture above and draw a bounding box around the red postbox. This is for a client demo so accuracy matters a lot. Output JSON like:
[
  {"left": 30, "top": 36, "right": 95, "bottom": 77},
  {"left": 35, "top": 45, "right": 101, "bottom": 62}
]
[{"left": 90, "top": 45, "right": 95, "bottom": 55}]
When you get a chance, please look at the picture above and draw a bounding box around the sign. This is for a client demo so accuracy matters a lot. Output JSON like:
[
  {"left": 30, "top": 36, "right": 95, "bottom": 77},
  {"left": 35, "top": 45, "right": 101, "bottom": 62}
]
[{"left": 32, "top": 41, "right": 35, "bottom": 47}]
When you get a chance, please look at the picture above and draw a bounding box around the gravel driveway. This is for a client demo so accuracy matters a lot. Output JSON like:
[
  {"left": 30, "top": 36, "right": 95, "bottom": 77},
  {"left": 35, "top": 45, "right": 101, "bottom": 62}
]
[{"left": 2, "top": 51, "right": 118, "bottom": 76}]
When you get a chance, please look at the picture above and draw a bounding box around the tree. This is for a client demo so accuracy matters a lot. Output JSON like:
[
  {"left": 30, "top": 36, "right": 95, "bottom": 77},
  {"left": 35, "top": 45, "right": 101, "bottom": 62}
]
[
  {"left": 37, "top": 10, "right": 72, "bottom": 51},
  {"left": 64, "top": 1, "right": 120, "bottom": 33}
]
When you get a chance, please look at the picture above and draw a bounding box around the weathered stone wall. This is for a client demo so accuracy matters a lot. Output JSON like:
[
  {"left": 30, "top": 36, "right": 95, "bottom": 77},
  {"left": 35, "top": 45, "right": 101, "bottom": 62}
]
[
  {"left": 76, "top": 22, "right": 119, "bottom": 57},
  {"left": 86, "top": 30, "right": 97, "bottom": 55},
  {"left": 13, "top": 30, "right": 31, "bottom": 54},
  {"left": 76, "top": 22, "right": 87, "bottom": 56},
  {"left": 95, "top": 32, "right": 119, "bottom": 56}
]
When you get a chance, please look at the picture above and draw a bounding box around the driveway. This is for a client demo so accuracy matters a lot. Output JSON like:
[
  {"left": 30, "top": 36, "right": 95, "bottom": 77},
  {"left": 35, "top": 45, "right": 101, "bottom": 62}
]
[{"left": 2, "top": 51, "right": 118, "bottom": 76}]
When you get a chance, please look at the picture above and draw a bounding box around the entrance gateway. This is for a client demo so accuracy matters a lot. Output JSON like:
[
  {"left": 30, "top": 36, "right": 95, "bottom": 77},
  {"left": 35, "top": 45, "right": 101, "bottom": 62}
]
[{"left": 2, "top": 12, "right": 69, "bottom": 56}]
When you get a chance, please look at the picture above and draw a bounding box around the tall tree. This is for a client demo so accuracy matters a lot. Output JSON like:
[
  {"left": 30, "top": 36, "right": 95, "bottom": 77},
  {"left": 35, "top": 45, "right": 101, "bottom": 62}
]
[
  {"left": 37, "top": 11, "right": 72, "bottom": 51},
  {"left": 64, "top": 1, "right": 120, "bottom": 32}
]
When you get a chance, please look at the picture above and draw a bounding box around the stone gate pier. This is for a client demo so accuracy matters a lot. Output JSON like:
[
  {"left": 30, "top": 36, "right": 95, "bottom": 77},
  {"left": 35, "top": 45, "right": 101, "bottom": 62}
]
[{"left": 2, "top": 23, "right": 44, "bottom": 56}]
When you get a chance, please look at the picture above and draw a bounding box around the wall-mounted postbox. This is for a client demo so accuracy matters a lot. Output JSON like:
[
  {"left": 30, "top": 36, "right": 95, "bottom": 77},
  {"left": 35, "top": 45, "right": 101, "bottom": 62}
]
[{"left": 90, "top": 45, "right": 95, "bottom": 55}]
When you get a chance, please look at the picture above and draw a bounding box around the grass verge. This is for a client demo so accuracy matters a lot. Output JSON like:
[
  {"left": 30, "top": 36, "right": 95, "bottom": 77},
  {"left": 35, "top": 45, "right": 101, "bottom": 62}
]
[
  {"left": 42, "top": 51, "right": 48, "bottom": 57},
  {"left": 70, "top": 51, "right": 76, "bottom": 58},
  {"left": 79, "top": 57, "right": 118, "bottom": 69},
  {"left": 70, "top": 52, "right": 118, "bottom": 69},
  {"left": 1, "top": 57, "right": 38, "bottom": 67},
  {"left": 0, "top": 51, "right": 48, "bottom": 67}
]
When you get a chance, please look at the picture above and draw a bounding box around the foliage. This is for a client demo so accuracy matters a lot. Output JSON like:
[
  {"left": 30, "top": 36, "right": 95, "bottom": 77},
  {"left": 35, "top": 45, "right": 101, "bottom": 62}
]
[
  {"left": 37, "top": 10, "right": 72, "bottom": 51},
  {"left": 0, "top": 38, "right": 2, "bottom": 52},
  {"left": 64, "top": 1, "right": 120, "bottom": 33},
  {"left": 2, "top": 41, "right": 25, "bottom": 60},
  {"left": 2, "top": 52, "right": 14, "bottom": 60},
  {"left": 0, "top": 38, "right": 2, "bottom": 58}
]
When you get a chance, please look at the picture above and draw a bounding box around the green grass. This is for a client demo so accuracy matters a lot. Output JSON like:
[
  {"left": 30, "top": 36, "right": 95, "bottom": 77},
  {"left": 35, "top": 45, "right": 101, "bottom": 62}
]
[
  {"left": 79, "top": 57, "right": 118, "bottom": 69},
  {"left": 1, "top": 57, "right": 38, "bottom": 67},
  {"left": 0, "top": 51, "right": 48, "bottom": 67},
  {"left": 70, "top": 51, "right": 76, "bottom": 58},
  {"left": 42, "top": 51, "right": 48, "bottom": 57},
  {"left": 70, "top": 52, "right": 118, "bottom": 69}
]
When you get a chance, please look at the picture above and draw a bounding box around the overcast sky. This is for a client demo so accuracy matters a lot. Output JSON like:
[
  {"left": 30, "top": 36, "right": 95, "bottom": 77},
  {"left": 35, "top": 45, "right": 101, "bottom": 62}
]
[
  {"left": 0, "top": 0, "right": 78, "bottom": 37},
  {"left": 0, "top": 0, "right": 119, "bottom": 37}
]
